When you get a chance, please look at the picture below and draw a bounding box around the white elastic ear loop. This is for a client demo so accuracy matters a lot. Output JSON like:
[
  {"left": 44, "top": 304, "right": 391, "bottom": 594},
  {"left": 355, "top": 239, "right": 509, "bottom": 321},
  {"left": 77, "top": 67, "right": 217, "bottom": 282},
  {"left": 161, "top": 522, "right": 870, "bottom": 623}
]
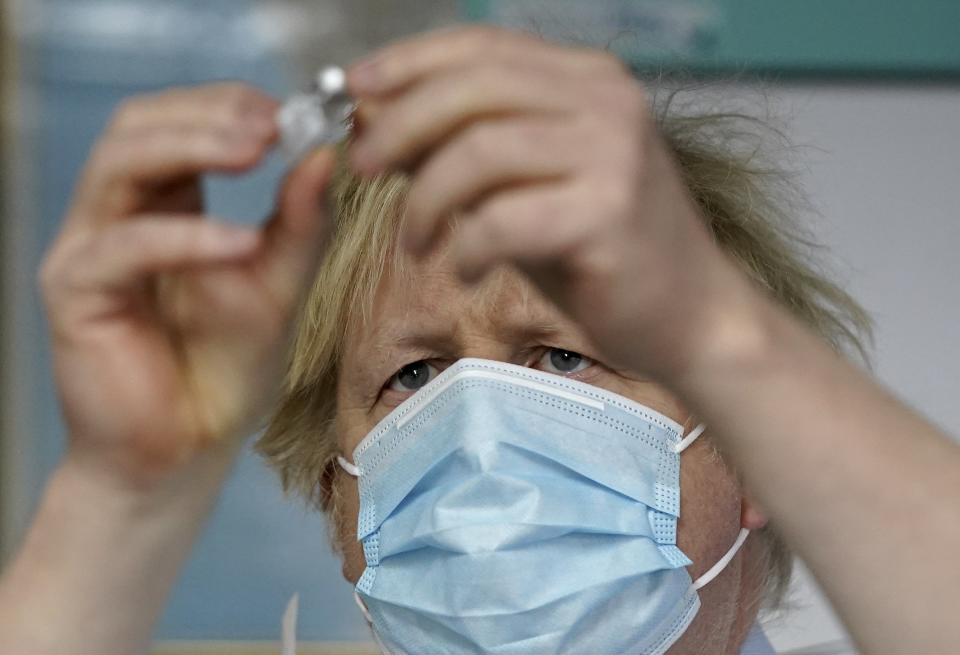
[
  {"left": 692, "top": 527, "right": 750, "bottom": 590},
  {"left": 337, "top": 455, "right": 360, "bottom": 477},
  {"left": 354, "top": 590, "right": 373, "bottom": 623},
  {"left": 674, "top": 422, "right": 706, "bottom": 453},
  {"left": 355, "top": 592, "right": 393, "bottom": 655},
  {"left": 674, "top": 423, "right": 750, "bottom": 590}
]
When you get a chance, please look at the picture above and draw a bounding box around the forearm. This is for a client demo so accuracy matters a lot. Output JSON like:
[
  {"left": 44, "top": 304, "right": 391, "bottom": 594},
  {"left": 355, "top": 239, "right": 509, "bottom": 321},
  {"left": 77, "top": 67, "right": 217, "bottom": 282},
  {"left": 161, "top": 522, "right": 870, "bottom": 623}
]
[
  {"left": 669, "top": 267, "right": 960, "bottom": 654},
  {"left": 0, "top": 445, "right": 238, "bottom": 655}
]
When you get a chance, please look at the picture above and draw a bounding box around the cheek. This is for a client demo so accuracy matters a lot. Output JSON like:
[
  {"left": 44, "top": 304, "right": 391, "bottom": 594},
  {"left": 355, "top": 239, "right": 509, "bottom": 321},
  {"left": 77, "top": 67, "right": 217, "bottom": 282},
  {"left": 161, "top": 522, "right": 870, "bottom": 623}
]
[
  {"left": 676, "top": 441, "right": 743, "bottom": 578},
  {"left": 333, "top": 474, "right": 367, "bottom": 584}
]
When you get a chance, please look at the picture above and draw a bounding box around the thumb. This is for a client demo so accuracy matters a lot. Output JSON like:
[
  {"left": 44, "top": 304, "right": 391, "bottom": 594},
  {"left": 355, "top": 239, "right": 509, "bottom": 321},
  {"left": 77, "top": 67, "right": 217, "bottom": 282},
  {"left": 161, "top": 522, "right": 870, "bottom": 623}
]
[{"left": 261, "top": 147, "right": 337, "bottom": 308}]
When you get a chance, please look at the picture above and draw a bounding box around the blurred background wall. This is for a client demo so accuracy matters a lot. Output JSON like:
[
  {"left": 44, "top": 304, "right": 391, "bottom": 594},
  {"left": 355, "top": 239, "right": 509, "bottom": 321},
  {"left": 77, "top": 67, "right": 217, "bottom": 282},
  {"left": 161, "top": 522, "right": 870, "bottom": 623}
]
[{"left": 1, "top": 1, "right": 957, "bottom": 653}]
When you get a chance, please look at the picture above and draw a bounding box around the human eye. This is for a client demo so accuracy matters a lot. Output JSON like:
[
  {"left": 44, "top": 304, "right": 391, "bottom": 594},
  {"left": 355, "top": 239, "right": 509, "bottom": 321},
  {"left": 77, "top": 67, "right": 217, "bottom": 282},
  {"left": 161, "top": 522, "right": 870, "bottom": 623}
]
[
  {"left": 534, "top": 348, "right": 595, "bottom": 376},
  {"left": 387, "top": 360, "right": 439, "bottom": 393}
]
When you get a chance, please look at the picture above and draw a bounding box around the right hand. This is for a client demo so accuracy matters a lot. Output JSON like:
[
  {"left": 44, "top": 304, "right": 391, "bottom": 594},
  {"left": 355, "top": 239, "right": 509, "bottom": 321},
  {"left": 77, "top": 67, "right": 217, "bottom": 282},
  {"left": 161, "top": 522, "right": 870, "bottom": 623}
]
[{"left": 39, "top": 83, "right": 335, "bottom": 490}]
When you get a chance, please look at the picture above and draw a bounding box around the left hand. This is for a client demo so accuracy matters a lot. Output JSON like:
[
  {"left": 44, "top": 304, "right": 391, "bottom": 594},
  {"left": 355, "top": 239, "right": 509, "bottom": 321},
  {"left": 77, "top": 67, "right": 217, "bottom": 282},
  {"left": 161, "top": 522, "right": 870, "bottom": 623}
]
[{"left": 346, "top": 26, "right": 744, "bottom": 380}]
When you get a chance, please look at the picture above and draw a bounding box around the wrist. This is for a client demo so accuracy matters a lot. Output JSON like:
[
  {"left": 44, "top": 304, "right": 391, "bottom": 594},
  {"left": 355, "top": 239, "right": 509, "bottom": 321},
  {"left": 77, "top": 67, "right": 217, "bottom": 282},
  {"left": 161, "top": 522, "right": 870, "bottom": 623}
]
[
  {"left": 56, "top": 436, "right": 241, "bottom": 516},
  {"left": 0, "top": 440, "right": 240, "bottom": 655},
  {"left": 663, "top": 253, "right": 781, "bottom": 395}
]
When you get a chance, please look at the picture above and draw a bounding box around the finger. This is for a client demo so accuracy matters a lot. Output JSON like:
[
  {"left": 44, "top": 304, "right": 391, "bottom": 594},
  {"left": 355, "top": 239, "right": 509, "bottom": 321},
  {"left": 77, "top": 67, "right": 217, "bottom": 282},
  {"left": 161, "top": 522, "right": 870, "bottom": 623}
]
[
  {"left": 452, "top": 184, "right": 581, "bottom": 282},
  {"left": 350, "top": 64, "right": 582, "bottom": 174},
  {"left": 348, "top": 25, "right": 625, "bottom": 97},
  {"left": 260, "top": 147, "right": 337, "bottom": 309},
  {"left": 108, "top": 82, "right": 279, "bottom": 137},
  {"left": 48, "top": 217, "right": 261, "bottom": 295},
  {"left": 72, "top": 125, "right": 275, "bottom": 223},
  {"left": 404, "top": 117, "right": 576, "bottom": 254}
]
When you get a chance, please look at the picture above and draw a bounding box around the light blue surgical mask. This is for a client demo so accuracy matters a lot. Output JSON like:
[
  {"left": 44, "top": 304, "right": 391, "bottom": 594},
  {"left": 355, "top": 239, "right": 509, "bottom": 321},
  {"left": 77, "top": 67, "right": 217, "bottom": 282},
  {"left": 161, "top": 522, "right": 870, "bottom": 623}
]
[{"left": 338, "top": 358, "right": 748, "bottom": 655}]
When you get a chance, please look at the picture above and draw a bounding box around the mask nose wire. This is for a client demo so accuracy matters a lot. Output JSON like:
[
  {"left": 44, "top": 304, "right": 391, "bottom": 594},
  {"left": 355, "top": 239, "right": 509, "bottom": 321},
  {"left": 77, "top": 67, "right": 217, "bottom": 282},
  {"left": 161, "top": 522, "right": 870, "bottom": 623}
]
[
  {"left": 342, "top": 423, "right": 709, "bottom": 475},
  {"left": 341, "top": 422, "right": 707, "bottom": 472}
]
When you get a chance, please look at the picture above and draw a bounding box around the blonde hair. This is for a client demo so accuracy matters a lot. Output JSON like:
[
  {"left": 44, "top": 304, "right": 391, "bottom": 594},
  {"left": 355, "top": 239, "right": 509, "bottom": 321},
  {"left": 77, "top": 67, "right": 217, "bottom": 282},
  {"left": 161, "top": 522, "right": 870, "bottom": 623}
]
[{"left": 256, "top": 96, "right": 872, "bottom": 611}]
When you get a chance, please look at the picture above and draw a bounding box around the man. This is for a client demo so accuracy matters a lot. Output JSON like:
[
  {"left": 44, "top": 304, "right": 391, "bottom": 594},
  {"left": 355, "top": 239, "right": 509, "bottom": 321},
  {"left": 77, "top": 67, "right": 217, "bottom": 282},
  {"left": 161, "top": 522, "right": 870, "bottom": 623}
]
[{"left": 1, "top": 27, "right": 958, "bottom": 654}]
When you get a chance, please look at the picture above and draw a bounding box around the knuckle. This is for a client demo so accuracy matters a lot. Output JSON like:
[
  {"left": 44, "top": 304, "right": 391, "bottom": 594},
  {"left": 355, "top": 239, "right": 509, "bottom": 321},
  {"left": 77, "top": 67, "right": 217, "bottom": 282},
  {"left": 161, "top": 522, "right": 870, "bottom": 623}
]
[
  {"left": 37, "top": 251, "right": 61, "bottom": 295},
  {"left": 611, "top": 79, "right": 648, "bottom": 112},
  {"left": 215, "top": 82, "right": 265, "bottom": 121},
  {"left": 173, "top": 124, "right": 229, "bottom": 158},
  {"left": 405, "top": 176, "right": 432, "bottom": 220},
  {"left": 108, "top": 96, "right": 147, "bottom": 131},
  {"left": 459, "top": 122, "right": 495, "bottom": 161},
  {"left": 596, "top": 80, "right": 651, "bottom": 128},
  {"left": 108, "top": 221, "right": 162, "bottom": 258},
  {"left": 104, "top": 224, "right": 139, "bottom": 254},
  {"left": 99, "top": 133, "right": 149, "bottom": 179},
  {"left": 624, "top": 83, "right": 652, "bottom": 119},
  {"left": 598, "top": 175, "right": 635, "bottom": 217},
  {"left": 38, "top": 233, "right": 85, "bottom": 296},
  {"left": 194, "top": 223, "right": 223, "bottom": 248},
  {"left": 473, "top": 62, "right": 505, "bottom": 91},
  {"left": 511, "top": 121, "right": 549, "bottom": 151},
  {"left": 85, "top": 137, "right": 115, "bottom": 172},
  {"left": 366, "top": 110, "right": 402, "bottom": 158},
  {"left": 461, "top": 24, "right": 516, "bottom": 53},
  {"left": 217, "top": 80, "right": 256, "bottom": 100},
  {"left": 476, "top": 201, "right": 511, "bottom": 244},
  {"left": 82, "top": 137, "right": 131, "bottom": 190},
  {"left": 590, "top": 50, "right": 630, "bottom": 76},
  {"left": 178, "top": 126, "right": 219, "bottom": 157},
  {"left": 463, "top": 24, "right": 500, "bottom": 44}
]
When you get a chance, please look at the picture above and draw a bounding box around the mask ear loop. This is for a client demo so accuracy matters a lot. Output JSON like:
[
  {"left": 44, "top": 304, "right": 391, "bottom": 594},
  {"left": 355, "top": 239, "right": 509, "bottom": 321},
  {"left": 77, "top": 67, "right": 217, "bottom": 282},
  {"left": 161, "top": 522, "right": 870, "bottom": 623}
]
[
  {"left": 355, "top": 591, "right": 394, "bottom": 655},
  {"left": 692, "top": 527, "right": 750, "bottom": 590},
  {"left": 674, "top": 422, "right": 706, "bottom": 453},
  {"left": 337, "top": 455, "right": 360, "bottom": 477},
  {"left": 673, "top": 423, "right": 752, "bottom": 590},
  {"left": 344, "top": 460, "right": 390, "bottom": 654},
  {"left": 354, "top": 590, "right": 374, "bottom": 623}
]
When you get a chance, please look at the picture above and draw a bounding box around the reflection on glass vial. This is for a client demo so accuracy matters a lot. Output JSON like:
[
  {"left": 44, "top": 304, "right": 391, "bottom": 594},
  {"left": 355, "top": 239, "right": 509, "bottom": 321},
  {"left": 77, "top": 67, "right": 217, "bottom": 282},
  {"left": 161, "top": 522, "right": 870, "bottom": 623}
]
[{"left": 277, "top": 66, "right": 354, "bottom": 161}]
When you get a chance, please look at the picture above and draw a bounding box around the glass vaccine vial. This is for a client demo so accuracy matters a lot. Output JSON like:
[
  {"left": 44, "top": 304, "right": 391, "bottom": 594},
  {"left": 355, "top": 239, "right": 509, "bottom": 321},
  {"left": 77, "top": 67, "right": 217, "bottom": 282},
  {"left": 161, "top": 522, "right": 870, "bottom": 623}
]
[{"left": 277, "top": 66, "right": 353, "bottom": 160}]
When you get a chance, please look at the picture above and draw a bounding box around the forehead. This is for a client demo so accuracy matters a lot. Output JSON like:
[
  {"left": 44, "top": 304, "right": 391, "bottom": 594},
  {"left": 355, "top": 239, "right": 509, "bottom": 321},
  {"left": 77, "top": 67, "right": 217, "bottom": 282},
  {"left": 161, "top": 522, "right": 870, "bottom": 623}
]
[{"left": 349, "top": 244, "right": 564, "bottom": 354}]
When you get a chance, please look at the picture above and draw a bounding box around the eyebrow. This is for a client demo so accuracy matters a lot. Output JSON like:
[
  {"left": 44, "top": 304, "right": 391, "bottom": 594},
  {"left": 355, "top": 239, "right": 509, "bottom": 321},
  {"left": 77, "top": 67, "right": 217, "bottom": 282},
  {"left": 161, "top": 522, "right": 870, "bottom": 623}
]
[
  {"left": 498, "top": 319, "right": 566, "bottom": 344},
  {"left": 371, "top": 315, "right": 566, "bottom": 351},
  {"left": 391, "top": 330, "right": 460, "bottom": 354}
]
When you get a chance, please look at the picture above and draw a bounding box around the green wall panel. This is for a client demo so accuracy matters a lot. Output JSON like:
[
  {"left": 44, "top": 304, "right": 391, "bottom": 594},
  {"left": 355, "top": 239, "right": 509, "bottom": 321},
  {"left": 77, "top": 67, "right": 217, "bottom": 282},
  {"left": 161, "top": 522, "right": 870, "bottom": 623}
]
[{"left": 463, "top": 1, "right": 960, "bottom": 76}]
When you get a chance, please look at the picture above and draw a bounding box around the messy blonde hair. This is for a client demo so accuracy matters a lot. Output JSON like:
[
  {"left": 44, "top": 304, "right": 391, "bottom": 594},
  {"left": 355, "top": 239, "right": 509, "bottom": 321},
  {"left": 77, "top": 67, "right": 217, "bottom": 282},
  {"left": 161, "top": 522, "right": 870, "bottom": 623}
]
[{"left": 256, "top": 92, "right": 872, "bottom": 611}]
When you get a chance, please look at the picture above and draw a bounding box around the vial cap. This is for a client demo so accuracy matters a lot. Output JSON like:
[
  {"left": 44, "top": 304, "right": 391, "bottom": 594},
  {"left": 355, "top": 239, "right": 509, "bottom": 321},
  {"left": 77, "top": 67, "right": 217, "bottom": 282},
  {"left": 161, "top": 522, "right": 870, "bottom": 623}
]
[{"left": 318, "top": 66, "right": 346, "bottom": 96}]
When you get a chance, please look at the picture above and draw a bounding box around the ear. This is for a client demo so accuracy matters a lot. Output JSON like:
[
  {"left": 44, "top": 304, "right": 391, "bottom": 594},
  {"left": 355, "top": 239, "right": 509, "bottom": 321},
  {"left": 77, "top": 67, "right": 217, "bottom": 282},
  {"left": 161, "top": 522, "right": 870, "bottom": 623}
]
[{"left": 741, "top": 492, "right": 770, "bottom": 531}]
